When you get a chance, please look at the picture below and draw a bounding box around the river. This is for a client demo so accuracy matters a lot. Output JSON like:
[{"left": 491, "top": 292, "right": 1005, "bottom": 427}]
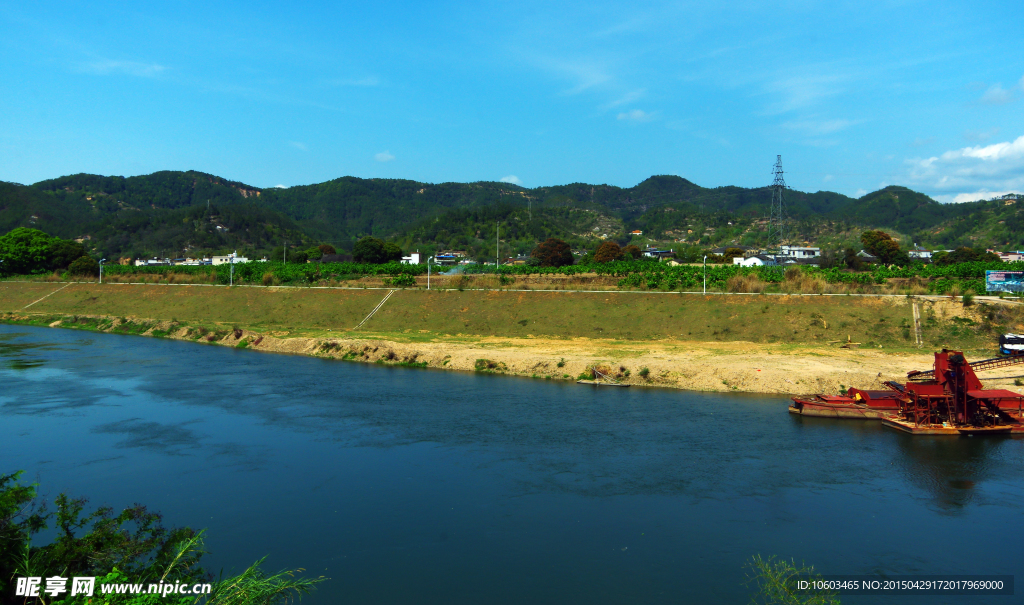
[{"left": 1, "top": 325, "right": 1021, "bottom": 604}]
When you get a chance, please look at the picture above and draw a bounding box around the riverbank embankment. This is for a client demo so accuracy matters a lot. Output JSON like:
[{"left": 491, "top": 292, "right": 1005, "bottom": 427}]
[{"left": 3, "top": 281, "right": 1022, "bottom": 394}]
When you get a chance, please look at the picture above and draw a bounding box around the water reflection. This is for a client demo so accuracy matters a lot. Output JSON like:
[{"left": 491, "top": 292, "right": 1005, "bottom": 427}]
[
  {"left": 0, "top": 331, "right": 60, "bottom": 370},
  {"left": 892, "top": 432, "right": 1013, "bottom": 511}
]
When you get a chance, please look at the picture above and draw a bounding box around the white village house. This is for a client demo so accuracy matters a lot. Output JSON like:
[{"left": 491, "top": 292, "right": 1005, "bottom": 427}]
[
  {"left": 779, "top": 245, "right": 820, "bottom": 259},
  {"left": 733, "top": 255, "right": 778, "bottom": 267}
]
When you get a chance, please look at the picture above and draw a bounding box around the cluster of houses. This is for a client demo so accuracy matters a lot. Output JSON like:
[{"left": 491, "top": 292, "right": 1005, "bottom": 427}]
[
  {"left": 130, "top": 254, "right": 255, "bottom": 266},
  {"left": 121, "top": 244, "right": 1024, "bottom": 269},
  {"left": 723, "top": 245, "right": 1024, "bottom": 267},
  {"left": 726, "top": 245, "right": 825, "bottom": 267},
  {"left": 992, "top": 250, "right": 1024, "bottom": 262}
]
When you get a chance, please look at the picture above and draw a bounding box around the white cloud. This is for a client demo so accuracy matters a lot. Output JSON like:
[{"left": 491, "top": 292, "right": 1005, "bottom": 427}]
[
  {"left": 855, "top": 189, "right": 868, "bottom": 197},
  {"left": 499, "top": 175, "right": 522, "bottom": 185},
  {"left": 980, "top": 83, "right": 1013, "bottom": 105},
  {"left": 81, "top": 60, "right": 166, "bottom": 78},
  {"left": 933, "top": 190, "right": 1020, "bottom": 204},
  {"left": 907, "top": 134, "right": 1024, "bottom": 200},
  {"left": 288, "top": 141, "right": 308, "bottom": 151},
  {"left": 617, "top": 109, "right": 653, "bottom": 122},
  {"left": 274, "top": 184, "right": 287, "bottom": 189},
  {"left": 822, "top": 174, "right": 833, "bottom": 182},
  {"left": 375, "top": 151, "right": 395, "bottom": 162}
]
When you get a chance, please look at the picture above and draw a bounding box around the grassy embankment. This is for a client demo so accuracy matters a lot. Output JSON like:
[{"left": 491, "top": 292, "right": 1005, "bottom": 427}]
[{"left": 2, "top": 281, "right": 1022, "bottom": 394}]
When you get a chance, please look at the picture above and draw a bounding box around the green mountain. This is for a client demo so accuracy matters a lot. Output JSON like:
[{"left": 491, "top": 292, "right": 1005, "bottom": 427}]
[
  {"left": 2, "top": 172, "right": 307, "bottom": 260},
  {"left": 1, "top": 170, "right": 1021, "bottom": 260}
]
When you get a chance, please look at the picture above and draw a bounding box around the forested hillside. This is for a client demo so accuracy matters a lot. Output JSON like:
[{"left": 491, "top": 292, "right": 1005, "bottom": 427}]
[{"left": 1, "top": 170, "right": 1021, "bottom": 261}]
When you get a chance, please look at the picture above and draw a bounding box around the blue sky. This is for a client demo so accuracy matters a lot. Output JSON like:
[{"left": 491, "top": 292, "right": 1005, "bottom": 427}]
[{"left": 1, "top": 1, "right": 1022, "bottom": 202}]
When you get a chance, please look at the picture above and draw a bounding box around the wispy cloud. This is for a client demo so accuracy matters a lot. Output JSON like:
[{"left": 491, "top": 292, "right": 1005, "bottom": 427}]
[
  {"left": 907, "top": 134, "right": 1024, "bottom": 199},
  {"left": 499, "top": 175, "right": 522, "bottom": 185},
  {"left": 274, "top": 184, "right": 287, "bottom": 189},
  {"left": 325, "top": 76, "right": 380, "bottom": 87},
  {"left": 80, "top": 60, "right": 167, "bottom": 78},
  {"left": 910, "top": 136, "right": 936, "bottom": 147},
  {"left": 617, "top": 109, "right": 653, "bottom": 122},
  {"left": 980, "top": 83, "right": 1013, "bottom": 105},
  {"left": 822, "top": 174, "right": 834, "bottom": 182},
  {"left": 288, "top": 141, "right": 308, "bottom": 151},
  {"left": 523, "top": 52, "right": 613, "bottom": 95},
  {"left": 602, "top": 89, "right": 645, "bottom": 109},
  {"left": 964, "top": 127, "right": 999, "bottom": 142},
  {"left": 375, "top": 151, "right": 395, "bottom": 162},
  {"left": 761, "top": 72, "right": 846, "bottom": 114},
  {"left": 781, "top": 117, "right": 859, "bottom": 136}
]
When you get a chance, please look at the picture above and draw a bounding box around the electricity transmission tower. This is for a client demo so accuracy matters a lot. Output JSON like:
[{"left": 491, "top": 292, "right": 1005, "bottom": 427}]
[{"left": 765, "top": 155, "right": 787, "bottom": 251}]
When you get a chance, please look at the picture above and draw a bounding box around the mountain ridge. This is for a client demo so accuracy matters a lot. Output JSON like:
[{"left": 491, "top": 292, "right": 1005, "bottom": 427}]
[{"left": 1, "top": 170, "right": 1020, "bottom": 259}]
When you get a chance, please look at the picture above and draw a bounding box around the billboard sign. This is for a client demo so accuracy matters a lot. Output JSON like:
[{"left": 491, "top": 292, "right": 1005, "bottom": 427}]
[{"left": 985, "top": 270, "right": 1024, "bottom": 293}]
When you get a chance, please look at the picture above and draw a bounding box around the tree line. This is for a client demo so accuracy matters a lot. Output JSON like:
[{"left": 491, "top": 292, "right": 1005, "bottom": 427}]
[{"left": 0, "top": 228, "right": 98, "bottom": 277}]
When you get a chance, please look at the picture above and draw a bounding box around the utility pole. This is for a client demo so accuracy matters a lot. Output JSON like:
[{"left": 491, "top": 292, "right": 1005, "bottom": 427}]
[
  {"left": 99, "top": 259, "right": 106, "bottom": 284},
  {"left": 766, "top": 155, "right": 787, "bottom": 252},
  {"left": 495, "top": 222, "right": 499, "bottom": 268},
  {"left": 283, "top": 240, "right": 287, "bottom": 264}
]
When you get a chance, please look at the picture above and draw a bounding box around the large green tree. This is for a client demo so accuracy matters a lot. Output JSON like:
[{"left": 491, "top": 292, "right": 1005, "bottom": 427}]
[
  {"left": 0, "top": 228, "right": 55, "bottom": 274},
  {"left": 353, "top": 237, "right": 403, "bottom": 264},
  {"left": 934, "top": 246, "right": 1001, "bottom": 265},
  {"left": 383, "top": 242, "right": 403, "bottom": 262},
  {"left": 860, "top": 230, "right": 908, "bottom": 265},
  {"left": 353, "top": 237, "right": 386, "bottom": 263},
  {"left": 0, "top": 228, "right": 92, "bottom": 275}
]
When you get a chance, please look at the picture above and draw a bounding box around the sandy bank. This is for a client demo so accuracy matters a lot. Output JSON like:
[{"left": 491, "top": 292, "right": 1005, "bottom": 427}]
[{"left": 3, "top": 312, "right": 966, "bottom": 395}]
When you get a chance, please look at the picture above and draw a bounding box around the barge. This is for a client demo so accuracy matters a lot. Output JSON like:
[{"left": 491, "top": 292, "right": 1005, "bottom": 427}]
[
  {"left": 789, "top": 388, "right": 902, "bottom": 419},
  {"left": 791, "top": 350, "right": 1024, "bottom": 435}
]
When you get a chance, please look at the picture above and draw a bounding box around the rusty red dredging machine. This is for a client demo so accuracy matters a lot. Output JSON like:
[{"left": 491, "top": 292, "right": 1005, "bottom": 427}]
[{"left": 789, "top": 350, "right": 1024, "bottom": 435}]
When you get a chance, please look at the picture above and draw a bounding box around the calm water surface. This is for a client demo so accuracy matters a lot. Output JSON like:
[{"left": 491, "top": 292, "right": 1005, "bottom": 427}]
[{"left": 1, "top": 325, "right": 1022, "bottom": 604}]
